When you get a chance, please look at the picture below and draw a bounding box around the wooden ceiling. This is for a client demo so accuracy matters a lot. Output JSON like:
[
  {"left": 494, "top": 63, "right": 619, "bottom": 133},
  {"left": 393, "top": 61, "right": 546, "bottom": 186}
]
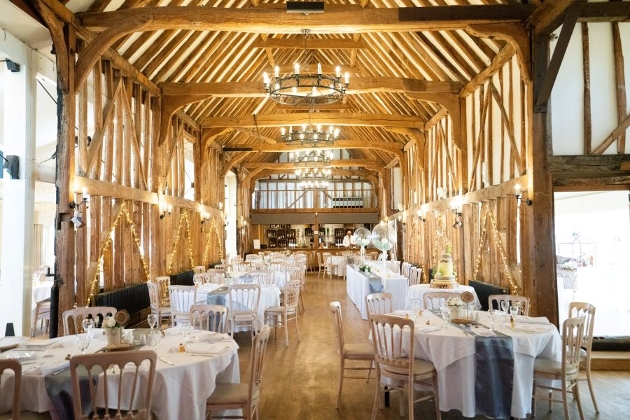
[{"left": 63, "top": 0, "right": 537, "bottom": 179}]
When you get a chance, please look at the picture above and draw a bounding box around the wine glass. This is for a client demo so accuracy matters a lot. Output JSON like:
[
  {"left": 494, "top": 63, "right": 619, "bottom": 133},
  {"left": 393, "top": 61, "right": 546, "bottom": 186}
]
[
  {"left": 147, "top": 314, "right": 158, "bottom": 332},
  {"left": 180, "top": 323, "right": 193, "bottom": 342},
  {"left": 488, "top": 310, "right": 499, "bottom": 331},
  {"left": 150, "top": 331, "right": 162, "bottom": 350},
  {"left": 82, "top": 318, "right": 95, "bottom": 338},
  {"left": 440, "top": 305, "right": 451, "bottom": 330},
  {"left": 500, "top": 300, "right": 509, "bottom": 314},
  {"left": 75, "top": 333, "right": 90, "bottom": 354},
  {"left": 509, "top": 305, "right": 520, "bottom": 325}
]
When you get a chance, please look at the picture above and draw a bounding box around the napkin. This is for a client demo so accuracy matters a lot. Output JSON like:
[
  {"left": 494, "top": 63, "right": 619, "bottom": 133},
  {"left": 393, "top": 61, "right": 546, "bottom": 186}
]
[
  {"left": 415, "top": 325, "right": 441, "bottom": 334},
  {"left": 30, "top": 361, "right": 70, "bottom": 376},
  {"left": 164, "top": 327, "right": 182, "bottom": 336},
  {"left": 473, "top": 328, "right": 497, "bottom": 337},
  {"left": 512, "top": 324, "right": 548, "bottom": 334},
  {"left": 170, "top": 342, "right": 229, "bottom": 355},
  {"left": 22, "top": 337, "right": 66, "bottom": 349},
  {"left": 516, "top": 315, "right": 551, "bottom": 325},
  {"left": 191, "top": 331, "right": 229, "bottom": 343}
]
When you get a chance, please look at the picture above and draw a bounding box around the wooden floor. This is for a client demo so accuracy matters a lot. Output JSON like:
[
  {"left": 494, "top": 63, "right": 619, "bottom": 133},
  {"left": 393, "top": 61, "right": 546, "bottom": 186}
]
[{"left": 231, "top": 272, "right": 630, "bottom": 420}]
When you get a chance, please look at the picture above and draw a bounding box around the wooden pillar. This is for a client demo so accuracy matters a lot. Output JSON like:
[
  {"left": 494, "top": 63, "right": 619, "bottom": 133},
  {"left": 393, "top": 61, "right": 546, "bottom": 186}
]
[
  {"left": 525, "top": 38, "right": 558, "bottom": 324},
  {"left": 53, "top": 24, "right": 77, "bottom": 336}
]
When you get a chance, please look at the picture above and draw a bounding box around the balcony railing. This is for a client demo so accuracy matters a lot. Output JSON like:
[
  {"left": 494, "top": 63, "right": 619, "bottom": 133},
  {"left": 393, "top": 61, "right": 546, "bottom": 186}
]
[{"left": 252, "top": 187, "right": 377, "bottom": 210}]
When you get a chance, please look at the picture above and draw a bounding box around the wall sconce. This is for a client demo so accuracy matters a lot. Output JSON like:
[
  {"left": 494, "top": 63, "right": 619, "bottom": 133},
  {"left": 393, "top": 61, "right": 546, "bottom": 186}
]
[
  {"left": 515, "top": 184, "right": 532, "bottom": 206},
  {"left": 453, "top": 219, "right": 463, "bottom": 229},
  {"left": 201, "top": 212, "right": 210, "bottom": 224},
  {"left": 69, "top": 188, "right": 89, "bottom": 228},
  {"left": 159, "top": 203, "right": 172, "bottom": 219},
  {"left": 451, "top": 208, "right": 462, "bottom": 218},
  {"left": 417, "top": 208, "right": 426, "bottom": 222}
]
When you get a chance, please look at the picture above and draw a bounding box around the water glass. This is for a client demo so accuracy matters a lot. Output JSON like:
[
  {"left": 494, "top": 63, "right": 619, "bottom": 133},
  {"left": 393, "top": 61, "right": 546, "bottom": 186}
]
[
  {"left": 509, "top": 305, "right": 520, "bottom": 323},
  {"left": 75, "top": 333, "right": 90, "bottom": 354},
  {"left": 82, "top": 318, "right": 95, "bottom": 337},
  {"left": 147, "top": 314, "right": 158, "bottom": 331},
  {"left": 150, "top": 331, "right": 162, "bottom": 350},
  {"left": 180, "top": 323, "right": 193, "bottom": 342},
  {"left": 440, "top": 306, "right": 451, "bottom": 329}
]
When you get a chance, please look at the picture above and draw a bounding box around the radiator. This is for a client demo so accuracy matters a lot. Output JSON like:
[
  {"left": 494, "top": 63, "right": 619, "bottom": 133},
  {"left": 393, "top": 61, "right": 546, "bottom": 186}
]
[
  {"left": 91, "top": 283, "right": 150, "bottom": 326},
  {"left": 468, "top": 280, "right": 508, "bottom": 311}
]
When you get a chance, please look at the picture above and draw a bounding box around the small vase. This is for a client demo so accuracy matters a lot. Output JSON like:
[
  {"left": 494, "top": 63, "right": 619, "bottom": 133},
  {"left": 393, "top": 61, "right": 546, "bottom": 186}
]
[{"left": 105, "top": 327, "right": 122, "bottom": 346}]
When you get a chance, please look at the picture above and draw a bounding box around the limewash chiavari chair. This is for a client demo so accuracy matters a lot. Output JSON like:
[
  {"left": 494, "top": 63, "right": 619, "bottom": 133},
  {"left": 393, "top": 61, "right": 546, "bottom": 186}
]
[
  {"left": 264, "top": 280, "right": 301, "bottom": 346},
  {"left": 147, "top": 281, "right": 172, "bottom": 328},
  {"left": 168, "top": 285, "right": 198, "bottom": 326},
  {"left": 190, "top": 304, "right": 229, "bottom": 333},
  {"left": 569, "top": 301, "right": 598, "bottom": 412},
  {"left": 329, "top": 301, "right": 374, "bottom": 409},
  {"left": 422, "top": 292, "right": 463, "bottom": 312},
  {"left": 227, "top": 284, "right": 261, "bottom": 338},
  {"left": 488, "top": 294, "right": 530, "bottom": 316}
]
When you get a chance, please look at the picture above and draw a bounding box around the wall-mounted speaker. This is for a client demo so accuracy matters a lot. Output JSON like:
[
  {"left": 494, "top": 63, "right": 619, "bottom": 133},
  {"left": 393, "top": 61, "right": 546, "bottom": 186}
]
[{"left": 286, "top": 1, "right": 325, "bottom": 14}]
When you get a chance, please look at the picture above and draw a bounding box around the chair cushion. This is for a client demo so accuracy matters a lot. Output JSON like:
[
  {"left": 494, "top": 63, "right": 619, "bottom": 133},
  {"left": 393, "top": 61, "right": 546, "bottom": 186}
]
[
  {"left": 383, "top": 358, "right": 436, "bottom": 377},
  {"left": 534, "top": 358, "right": 579, "bottom": 376},
  {"left": 344, "top": 343, "right": 374, "bottom": 358},
  {"left": 206, "top": 383, "right": 258, "bottom": 406}
]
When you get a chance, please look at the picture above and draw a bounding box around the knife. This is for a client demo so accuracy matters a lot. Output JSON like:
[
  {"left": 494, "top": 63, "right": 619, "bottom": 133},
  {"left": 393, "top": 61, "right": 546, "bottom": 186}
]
[{"left": 159, "top": 356, "right": 174, "bottom": 366}]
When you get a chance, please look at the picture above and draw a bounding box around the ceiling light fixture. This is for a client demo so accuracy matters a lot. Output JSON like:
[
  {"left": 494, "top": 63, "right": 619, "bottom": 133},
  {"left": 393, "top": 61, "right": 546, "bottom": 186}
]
[
  {"left": 289, "top": 149, "right": 333, "bottom": 167},
  {"left": 281, "top": 124, "right": 340, "bottom": 146},
  {"left": 263, "top": 30, "right": 349, "bottom": 106},
  {"left": 295, "top": 167, "right": 332, "bottom": 181}
]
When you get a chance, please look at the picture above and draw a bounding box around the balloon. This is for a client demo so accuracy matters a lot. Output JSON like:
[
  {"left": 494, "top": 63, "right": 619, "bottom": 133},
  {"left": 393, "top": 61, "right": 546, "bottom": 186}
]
[{"left": 372, "top": 223, "right": 396, "bottom": 252}]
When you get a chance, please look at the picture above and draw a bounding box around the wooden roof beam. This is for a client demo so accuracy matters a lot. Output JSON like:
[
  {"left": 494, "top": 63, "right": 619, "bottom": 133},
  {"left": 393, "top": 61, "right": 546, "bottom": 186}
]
[
  {"left": 217, "top": 140, "right": 404, "bottom": 153},
  {"left": 201, "top": 113, "right": 424, "bottom": 129},
  {"left": 78, "top": 5, "right": 536, "bottom": 33},
  {"left": 241, "top": 159, "right": 384, "bottom": 170},
  {"left": 252, "top": 38, "right": 366, "bottom": 50}
]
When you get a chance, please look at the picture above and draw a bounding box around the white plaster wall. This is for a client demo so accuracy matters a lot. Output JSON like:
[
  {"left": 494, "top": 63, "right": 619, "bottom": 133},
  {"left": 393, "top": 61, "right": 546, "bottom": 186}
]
[{"left": 551, "top": 22, "right": 630, "bottom": 155}]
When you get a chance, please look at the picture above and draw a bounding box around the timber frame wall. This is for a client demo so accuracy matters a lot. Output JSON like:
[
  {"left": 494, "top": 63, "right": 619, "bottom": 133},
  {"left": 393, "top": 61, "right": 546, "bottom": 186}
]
[{"left": 31, "top": 1, "right": 629, "bottom": 332}]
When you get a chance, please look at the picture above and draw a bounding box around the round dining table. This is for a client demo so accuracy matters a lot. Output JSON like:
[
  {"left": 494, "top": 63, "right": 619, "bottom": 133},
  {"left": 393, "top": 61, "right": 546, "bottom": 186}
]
[
  {"left": 395, "top": 309, "right": 562, "bottom": 419},
  {"left": 0, "top": 329, "right": 240, "bottom": 420}
]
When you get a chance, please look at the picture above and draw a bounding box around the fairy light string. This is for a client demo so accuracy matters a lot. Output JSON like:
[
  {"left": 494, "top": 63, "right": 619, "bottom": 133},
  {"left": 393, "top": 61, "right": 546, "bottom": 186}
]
[
  {"left": 167, "top": 211, "right": 196, "bottom": 274},
  {"left": 471, "top": 203, "right": 521, "bottom": 295},
  {"left": 85, "top": 201, "right": 150, "bottom": 307}
]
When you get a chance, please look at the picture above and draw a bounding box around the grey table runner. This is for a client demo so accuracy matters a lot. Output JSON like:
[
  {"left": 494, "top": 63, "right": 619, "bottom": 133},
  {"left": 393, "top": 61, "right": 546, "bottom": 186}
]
[
  {"left": 474, "top": 335, "right": 514, "bottom": 419},
  {"left": 44, "top": 365, "right": 101, "bottom": 420}
]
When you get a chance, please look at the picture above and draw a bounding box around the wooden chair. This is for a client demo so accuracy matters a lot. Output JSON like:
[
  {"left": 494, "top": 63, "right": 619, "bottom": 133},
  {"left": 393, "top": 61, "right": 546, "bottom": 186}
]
[
  {"left": 62, "top": 307, "right": 118, "bottom": 335},
  {"left": 369, "top": 313, "right": 441, "bottom": 420},
  {"left": 193, "top": 265, "right": 206, "bottom": 274},
  {"left": 532, "top": 315, "right": 586, "bottom": 420},
  {"left": 249, "top": 270, "right": 274, "bottom": 286},
  {"left": 155, "top": 276, "right": 171, "bottom": 307},
  {"left": 205, "top": 325, "right": 271, "bottom": 420},
  {"left": 227, "top": 284, "right": 261, "bottom": 338},
  {"left": 329, "top": 301, "right": 374, "bottom": 409},
  {"left": 31, "top": 298, "right": 51, "bottom": 337},
  {"left": 264, "top": 280, "right": 301, "bottom": 346},
  {"left": 488, "top": 294, "right": 530, "bottom": 316},
  {"left": 422, "top": 292, "right": 463, "bottom": 312},
  {"left": 70, "top": 350, "right": 157, "bottom": 420},
  {"left": 190, "top": 304, "right": 229, "bottom": 333},
  {"left": 365, "top": 292, "right": 393, "bottom": 317},
  {"left": 569, "top": 302, "right": 598, "bottom": 412},
  {"left": 147, "top": 281, "right": 172, "bottom": 328},
  {"left": 317, "top": 252, "right": 327, "bottom": 278},
  {"left": 168, "top": 285, "right": 198, "bottom": 326},
  {"left": 206, "top": 268, "right": 225, "bottom": 284}
]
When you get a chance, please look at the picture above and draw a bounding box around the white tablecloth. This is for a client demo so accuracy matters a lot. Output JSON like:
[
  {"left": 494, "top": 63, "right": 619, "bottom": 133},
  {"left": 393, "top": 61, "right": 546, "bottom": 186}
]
[
  {"left": 198, "top": 285, "right": 281, "bottom": 329},
  {"left": 32, "top": 280, "right": 54, "bottom": 310},
  {"left": 399, "top": 310, "right": 561, "bottom": 418},
  {"left": 330, "top": 256, "right": 347, "bottom": 277},
  {"left": 0, "top": 331, "right": 240, "bottom": 420},
  {"left": 346, "top": 265, "right": 409, "bottom": 320},
  {"left": 406, "top": 284, "right": 481, "bottom": 310}
]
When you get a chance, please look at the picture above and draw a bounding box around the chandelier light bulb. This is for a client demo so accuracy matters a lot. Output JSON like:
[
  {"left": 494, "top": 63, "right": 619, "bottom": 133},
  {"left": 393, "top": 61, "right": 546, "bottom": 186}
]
[
  {"left": 317, "top": 63, "right": 322, "bottom": 75},
  {"left": 294, "top": 63, "right": 300, "bottom": 74},
  {"left": 336, "top": 66, "right": 341, "bottom": 77},
  {"left": 263, "top": 72, "right": 269, "bottom": 85},
  {"left": 274, "top": 66, "right": 279, "bottom": 77}
]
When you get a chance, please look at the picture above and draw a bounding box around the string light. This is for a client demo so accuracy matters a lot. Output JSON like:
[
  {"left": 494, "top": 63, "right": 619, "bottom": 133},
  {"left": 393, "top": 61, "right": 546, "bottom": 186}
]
[
  {"left": 85, "top": 202, "right": 150, "bottom": 306},
  {"left": 471, "top": 204, "right": 521, "bottom": 295},
  {"left": 167, "top": 211, "right": 196, "bottom": 274}
]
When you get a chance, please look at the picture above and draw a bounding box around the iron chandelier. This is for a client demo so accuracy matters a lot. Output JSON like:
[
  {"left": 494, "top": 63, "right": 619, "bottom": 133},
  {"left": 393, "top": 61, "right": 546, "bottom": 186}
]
[
  {"left": 289, "top": 150, "right": 333, "bottom": 167},
  {"left": 280, "top": 124, "right": 340, "bottom": 146}
]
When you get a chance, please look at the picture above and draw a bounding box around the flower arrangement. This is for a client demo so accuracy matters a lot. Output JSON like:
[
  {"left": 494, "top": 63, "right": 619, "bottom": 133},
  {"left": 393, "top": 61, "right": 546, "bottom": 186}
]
[
  {"left": 358, "top": 264, "right": 371, "bottom": 273},
  {"left": 447, "top": 297, "right": 464, "bottom": 308},
  {"left": 103, "top": 315, "right": 122, "bottom": 329}
]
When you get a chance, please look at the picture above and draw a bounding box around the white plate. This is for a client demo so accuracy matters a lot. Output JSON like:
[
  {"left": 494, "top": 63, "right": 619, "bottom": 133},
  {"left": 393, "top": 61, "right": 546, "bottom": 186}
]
[{"left": 2, "top": 350, "right": 38, "bottom": 361}]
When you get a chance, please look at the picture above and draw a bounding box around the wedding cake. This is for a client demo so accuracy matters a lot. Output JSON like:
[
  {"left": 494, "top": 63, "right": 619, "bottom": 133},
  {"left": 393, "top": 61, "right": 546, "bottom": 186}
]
[{"left": 431, "top": 246, "right": 458, "bottom": 288}]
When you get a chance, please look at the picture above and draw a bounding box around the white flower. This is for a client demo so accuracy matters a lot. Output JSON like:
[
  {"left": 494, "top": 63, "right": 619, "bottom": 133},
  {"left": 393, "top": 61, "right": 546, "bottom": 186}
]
[
  {"left": 103, "top": 316, "right": 120, "bottom": 328},
  {"left": 447, "top": 297, "right": 464, "bottom": 308}
]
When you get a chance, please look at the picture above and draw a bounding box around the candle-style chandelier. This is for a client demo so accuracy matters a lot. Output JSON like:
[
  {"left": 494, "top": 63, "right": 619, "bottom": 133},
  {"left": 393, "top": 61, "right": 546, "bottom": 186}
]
[
  {"left": 295, "top": 167, "right": 332, "bottom": 181},
  {"left": 289, "top": 150, "right": 333, "bottom": 167},
  {"left": 263, "top": 31, "right": 349, "bottom": 106},
  {"left": 280, "top": 124, "right": 340, "bottom": 146}
]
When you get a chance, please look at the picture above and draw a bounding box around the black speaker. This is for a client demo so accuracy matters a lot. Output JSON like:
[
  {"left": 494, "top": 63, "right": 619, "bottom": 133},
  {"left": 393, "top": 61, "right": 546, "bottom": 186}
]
[
  {"left": 4, "top": 59, "right": 20, "bottom": 72},
  {"left": 286, "top": 1, "right": 324, "bottom": 14},
  {"left": 2, "top": 154, "right": 19, "bottom": 179}
]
